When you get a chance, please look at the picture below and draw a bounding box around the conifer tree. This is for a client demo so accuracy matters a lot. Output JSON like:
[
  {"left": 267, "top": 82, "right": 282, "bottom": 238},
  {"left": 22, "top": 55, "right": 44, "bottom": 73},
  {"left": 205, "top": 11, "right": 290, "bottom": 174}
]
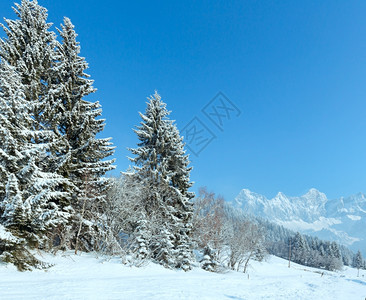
[
  {"left": 331, "top": 242, "right": 342, "bottom": 261},
  {"left": 2, "top": 174, "right": 29, "bottom": 229},
  {"left": 0, "top": 1, "right": 115, "bottom": 252},
  {"left": 0, "top": 63, "right": 28, "bottom": 198},
  {"left": 133, "top": 217, "right": 150, "bottom": 263},
  {"left": 355, "top": 250, "right": 363, "bottom": 276},
  {"left": 293, "top": 232, "right": 306, "bottom": 264},
  {"left": 0, "top": 0, "right": 60, "bottom": 139},
  {"left": 0, "top": 4, "right": 55, "bottom": 188},
  {"left": 165, "top": 124, "right": 194, "bottom": 270},
  {"left": 0, "top": 0, "right": 72, "bottom": 217},
  {"left": 0, "top": 1, "right": 96, "bottom": 256},
  {"left": 200, "top": 245, "right": 219, "bottom": 272},
  {"left": 0, "top": 62, "right": 69, "bottom": 270},
  {"left": 0, "top": 61, "right": 70, "bottom": 238},
  {"left": 129, "top": 92, "right": 194, "bottom": 270},
  {"left": 56, "top": 17, "right": 115, "bottom": 198},
  {"left": 53, "top": 17, "right": 115, "bottom": 250},
  {"left": 152, "top": 227, "right": 176, "bottom": 268}
]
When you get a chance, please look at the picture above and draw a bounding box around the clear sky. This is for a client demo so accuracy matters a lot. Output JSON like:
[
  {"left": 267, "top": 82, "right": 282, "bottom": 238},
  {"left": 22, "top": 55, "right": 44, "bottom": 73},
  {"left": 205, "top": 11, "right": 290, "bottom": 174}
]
[{"left": 1, "top": 0, "right": 366, "bottom": 201}]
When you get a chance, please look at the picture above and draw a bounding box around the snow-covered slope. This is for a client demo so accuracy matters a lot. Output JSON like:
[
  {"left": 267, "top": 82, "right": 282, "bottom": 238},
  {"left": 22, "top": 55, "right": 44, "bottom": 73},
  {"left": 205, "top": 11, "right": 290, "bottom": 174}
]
[
  {"left": 234, "top": 188, "right": 366, "bottom": 255},
  {"left": 0, "top": 252, "right": 365, "bottom": 299}
]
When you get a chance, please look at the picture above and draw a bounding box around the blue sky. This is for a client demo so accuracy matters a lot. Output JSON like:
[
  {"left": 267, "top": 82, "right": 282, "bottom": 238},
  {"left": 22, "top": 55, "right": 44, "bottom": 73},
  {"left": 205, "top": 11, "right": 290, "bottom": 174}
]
[{"left": 1, "top": 0, "right": 366, "bottom": 201}]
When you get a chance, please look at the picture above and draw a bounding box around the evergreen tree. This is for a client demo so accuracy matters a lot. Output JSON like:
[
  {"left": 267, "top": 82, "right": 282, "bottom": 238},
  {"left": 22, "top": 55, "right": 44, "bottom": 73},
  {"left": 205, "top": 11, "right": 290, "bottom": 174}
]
[
  {"left": 355, "top": 250, "right": 363, "bottom": 276},
  {"left": 327, "top": 241, "right": 343, "bottom": 271},
  {"left": 0, "top": 0, "right": 72, "bottom": 240},
  {"left": 53, "top": 17, "right": 115, "bottom": 250},
  {"left": 292, "top": 232, "right": 309, "bottom": 265},
  {"left": 132, "top": 217, "right": 150, "bottom": 264},
  {"left": 200, "top": 245, "right": 219, "bottom": 272},
  {"left": 0, "top": 0, "right": 61, "bottom": 143},
  {"left": 0, "top": 1, "right": 115, "bottom": 251},
  {"left": 0, "top": 61, "right": 69, "bottom": 239},
  {"left": 2, "top": 174, "right": 29, "bottom": 229},
  {"left": 167, "top": 125, "right": 194, "bottom": 270},
  {"left": 152, "top": 227, "right": 176, "bottom": 268},
  {"left": 330, "top": 242, "right": 341, "bottom": 260},
  {"left": 128, "top": 92, "right": 194, "bottom": 270},
  {"left": 0, "top": 63, "right": 28, "bottom": 198},
  {"left": 0, "top": 62, "right": 69, "bottom": 270},
  {"left": 56, "top": 17, "right": 115, "bottom": 200},
  {"left": 319, "top": 244, "right": 326, "bottom": 257}
]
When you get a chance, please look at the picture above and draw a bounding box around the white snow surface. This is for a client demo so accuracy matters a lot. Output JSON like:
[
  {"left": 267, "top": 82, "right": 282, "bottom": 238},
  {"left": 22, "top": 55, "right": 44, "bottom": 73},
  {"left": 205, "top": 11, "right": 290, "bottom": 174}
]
[
  {"left": 0, "top": 224, "right": 18, "bottom": 242},
  {"left": 0, "top": 252, "right": 365, "bottom": 299}
]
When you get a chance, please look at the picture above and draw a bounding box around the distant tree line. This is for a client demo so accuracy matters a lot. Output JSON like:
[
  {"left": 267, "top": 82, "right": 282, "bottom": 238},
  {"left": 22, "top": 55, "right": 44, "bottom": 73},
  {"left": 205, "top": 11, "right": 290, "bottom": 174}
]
[{"left": 259, "top": 218, "right": 365, "bottom": 271}]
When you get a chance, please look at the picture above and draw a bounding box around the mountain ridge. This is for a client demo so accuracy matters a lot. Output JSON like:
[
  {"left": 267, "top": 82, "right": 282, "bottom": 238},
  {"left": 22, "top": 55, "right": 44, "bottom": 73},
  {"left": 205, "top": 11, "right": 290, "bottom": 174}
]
[{"left": 233, "top": 188, "right": 366, "bottom": 255}]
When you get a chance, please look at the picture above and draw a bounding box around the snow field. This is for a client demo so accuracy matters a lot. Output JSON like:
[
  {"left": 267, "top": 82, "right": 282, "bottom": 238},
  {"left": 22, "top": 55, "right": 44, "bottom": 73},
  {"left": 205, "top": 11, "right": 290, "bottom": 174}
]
[{"left": 0, "top": 252, "right": 365, "bottom": 299}]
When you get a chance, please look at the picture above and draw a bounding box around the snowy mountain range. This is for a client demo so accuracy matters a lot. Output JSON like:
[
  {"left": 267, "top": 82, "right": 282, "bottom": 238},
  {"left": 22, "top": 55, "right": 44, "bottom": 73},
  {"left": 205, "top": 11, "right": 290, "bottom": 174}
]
[{"left": 233, "top": 188, "right": 366, "bottom": 255}]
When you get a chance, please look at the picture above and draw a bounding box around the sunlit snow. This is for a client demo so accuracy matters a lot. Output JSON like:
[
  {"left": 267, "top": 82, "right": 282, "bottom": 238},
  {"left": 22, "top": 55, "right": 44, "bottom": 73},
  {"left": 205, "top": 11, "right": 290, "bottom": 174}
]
[{"left": 0, "top": 252, "right": 365, "bottom": 299}]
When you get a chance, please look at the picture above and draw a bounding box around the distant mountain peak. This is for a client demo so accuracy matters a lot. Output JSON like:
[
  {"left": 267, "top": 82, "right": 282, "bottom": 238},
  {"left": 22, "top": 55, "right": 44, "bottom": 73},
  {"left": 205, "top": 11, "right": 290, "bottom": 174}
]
[
  {"left": 233, "top": 187, "right": 366, "bottom": 255},
  {"left": 236, "top": 188, "right": 267, "bottom": 200},
  {"left": 275, "top": 191, "right": 287, "bottom": 198},
  {"left": 306, "top": 188, "right": 321, "bottom": 194},
  {"left": 240, "top": 188, "right": 255, "bottom": 196},
  {"left": 302, "top": 188, "right": 328, "bottom": 204},
  {"left": 235, "top": 188, "right": 267, "bottom": 207}
]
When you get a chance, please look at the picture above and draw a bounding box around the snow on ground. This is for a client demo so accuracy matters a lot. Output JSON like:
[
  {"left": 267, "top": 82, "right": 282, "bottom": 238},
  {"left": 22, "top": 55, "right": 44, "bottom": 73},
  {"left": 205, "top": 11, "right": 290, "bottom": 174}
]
[{"left": 0, "top": 252, "right": 365, "bottom": 300}]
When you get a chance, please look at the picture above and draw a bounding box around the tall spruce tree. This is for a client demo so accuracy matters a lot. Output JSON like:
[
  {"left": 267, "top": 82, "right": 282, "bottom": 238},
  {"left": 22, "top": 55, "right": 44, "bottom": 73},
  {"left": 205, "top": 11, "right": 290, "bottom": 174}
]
[
  {"left": 168, "top": 124, "right": 195, "bottom": 270},
  {"left": 0, "top": 0, "right": 74, "bottom": 250},
  {"left": 128, "top": 92, "right": 194, "bottom": 270},
  {"left": 355, "top": 250, "right": 363, "bottom": 276},
  {"left": 53, "top": 17, "right": 115, "bottom": 250},
  {"left": 0, "top": 0, "right": 60, "bottom": 138},
  {"left": 0, "top": 61, "right": 69, "bottom": 271},
  {"left": 56, "top": 17, "right": 115, "bottom": 196},
  {"left": 0, "top": 63, "right": 28, "bottom": 198},
  {"left": 0, "top": 1, "right": 114, "bottom": 254}
]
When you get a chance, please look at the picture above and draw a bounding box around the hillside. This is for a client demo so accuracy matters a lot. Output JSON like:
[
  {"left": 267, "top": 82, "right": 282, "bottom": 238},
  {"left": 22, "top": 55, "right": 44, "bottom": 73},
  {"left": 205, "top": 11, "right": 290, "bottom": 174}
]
[{"left": 0, "top": 252, "right": 365, "bottom": 299}]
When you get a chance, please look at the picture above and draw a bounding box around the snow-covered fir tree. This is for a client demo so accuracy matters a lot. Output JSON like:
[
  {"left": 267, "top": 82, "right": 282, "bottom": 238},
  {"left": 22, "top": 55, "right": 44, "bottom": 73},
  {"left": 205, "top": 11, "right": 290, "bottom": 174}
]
[
  {"left": 0, "top": 0, "right": 73, "bottom": 225},
  {"left": 0, "top": 61, "right": 69, "bottom": 269},
  {"left": 354, "top": 250, "right": 363, "bottom": 276},
  {"left": 132, "top": 217, "right": 150, "bottom": 264},
  {"left": 53, "top": 17, "right": 115, "bottom": 250},
  {"left": 0, "top": 0, "right": 114, "bottom": 256},
  {"left": 0, "top": 63, "right": 28, "bottom": 199},
  {"left": 2, "top": 174, "right": 29, "bottom": 230},
  {"left": 0, "top": 0, "right": 61, "bottom": 144},
  {"left": 152, "top": 226, "right": 176, "bottom": 268},
  {"left": 167, "top": 124, "right": 194, "bottom": 271},
  {"left": 200, "top": 245, "right": 219, "bottom": 272},
  {"left": 0, "top": 62, "right": 69, "bottom": 236},
  {"left": 128, "top": 92, "right": 194, "bottom": 270},
  {"left": 292, "top": 232, "right": 309, "bottom": 265},
  {"left": 56, "top": 17, "right": 115, "bottom": 200}
]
